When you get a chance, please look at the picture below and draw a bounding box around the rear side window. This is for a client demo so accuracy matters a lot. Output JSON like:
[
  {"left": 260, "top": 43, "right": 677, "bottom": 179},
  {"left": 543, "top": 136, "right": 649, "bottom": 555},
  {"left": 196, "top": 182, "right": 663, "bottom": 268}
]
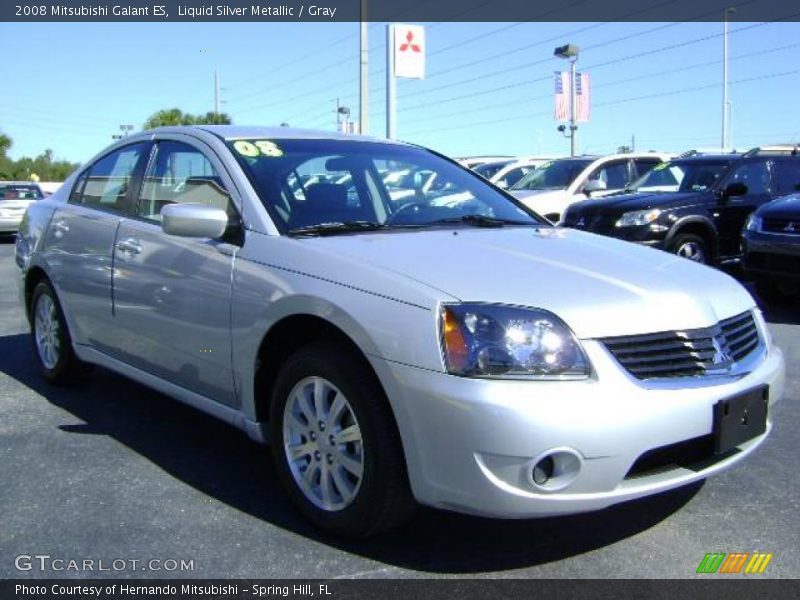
[
  {"left": 72, "top": 143, "right": 148, "bottom": 213},
  {"left": 727, "top": 161, "right": 772, "bottom": 195},
  {"left": 136, "top": 141, "right": 233, "bottom": 222},
  {"left": 773, "top": 161, "right": 800, "bottom": 195}
]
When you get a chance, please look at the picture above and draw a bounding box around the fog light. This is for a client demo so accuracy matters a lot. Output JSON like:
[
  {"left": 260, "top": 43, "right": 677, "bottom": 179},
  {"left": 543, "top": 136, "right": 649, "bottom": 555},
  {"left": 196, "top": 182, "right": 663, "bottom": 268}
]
[
  {"left": 532, "top": 456, "right": 554, "bottom": 485},
  {"left": 527, "top": 448, "right": 583, "bottom": 492}
]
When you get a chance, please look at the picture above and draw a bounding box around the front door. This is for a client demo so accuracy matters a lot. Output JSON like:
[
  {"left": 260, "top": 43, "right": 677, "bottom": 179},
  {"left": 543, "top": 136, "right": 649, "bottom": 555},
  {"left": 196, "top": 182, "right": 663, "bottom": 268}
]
[{"left": 111, "top": 139, "right": 240, "bottom": 406}]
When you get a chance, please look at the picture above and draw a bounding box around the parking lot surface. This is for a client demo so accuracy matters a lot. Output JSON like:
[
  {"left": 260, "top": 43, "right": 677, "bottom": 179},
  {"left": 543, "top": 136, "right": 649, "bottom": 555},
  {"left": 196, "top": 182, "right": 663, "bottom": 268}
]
[{"left": 0, "top": 239, "right": 797, "bottom": 579}]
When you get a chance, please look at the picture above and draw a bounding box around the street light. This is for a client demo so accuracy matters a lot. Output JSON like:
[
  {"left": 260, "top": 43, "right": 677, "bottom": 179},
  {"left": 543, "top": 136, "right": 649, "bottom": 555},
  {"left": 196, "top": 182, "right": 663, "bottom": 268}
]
[
  {"left": 554, "top": 44, "right": 579, "bottom": 157},
  {"left": 722, "top": 7, "right": 736, "bottom": 150}
]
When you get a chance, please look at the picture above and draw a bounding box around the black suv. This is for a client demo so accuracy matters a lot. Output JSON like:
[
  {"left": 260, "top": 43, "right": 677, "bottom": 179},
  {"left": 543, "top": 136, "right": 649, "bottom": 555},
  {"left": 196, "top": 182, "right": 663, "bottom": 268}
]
[{"left": 561, "top": 148, "right": 800, "bottom": 265}]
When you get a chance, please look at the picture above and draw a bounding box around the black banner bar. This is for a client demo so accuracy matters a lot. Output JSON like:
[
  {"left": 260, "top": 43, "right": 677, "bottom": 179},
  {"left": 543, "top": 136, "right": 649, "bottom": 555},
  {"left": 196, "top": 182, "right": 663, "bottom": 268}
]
[
  {"left": 3, "top": 579, "right": 800, "bottom": 600},
  {"left": 3, "top": 0, "right": 800, "bottom": 22}
]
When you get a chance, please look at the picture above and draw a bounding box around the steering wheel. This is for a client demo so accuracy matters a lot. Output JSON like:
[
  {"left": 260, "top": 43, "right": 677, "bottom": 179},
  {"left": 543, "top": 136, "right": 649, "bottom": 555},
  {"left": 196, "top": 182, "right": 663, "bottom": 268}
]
[{"left": 386, "top": 201, "right": 427, "bottom": 225}]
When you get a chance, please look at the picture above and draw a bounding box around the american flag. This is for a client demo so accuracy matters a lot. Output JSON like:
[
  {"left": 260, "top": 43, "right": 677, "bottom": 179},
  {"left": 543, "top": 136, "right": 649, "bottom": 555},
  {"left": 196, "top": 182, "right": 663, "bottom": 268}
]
[
  {"left": 554, "top": 71, "right": 591, "bottom": 122},
  {"left": 554, "top": 71, "right": 570, "bottom": 121}
]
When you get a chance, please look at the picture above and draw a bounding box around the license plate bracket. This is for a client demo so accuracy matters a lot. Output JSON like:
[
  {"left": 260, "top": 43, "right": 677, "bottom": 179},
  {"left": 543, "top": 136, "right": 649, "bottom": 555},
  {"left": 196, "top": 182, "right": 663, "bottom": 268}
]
[{"left": 713, "top": 386, "right": 768, "bottom": 455}]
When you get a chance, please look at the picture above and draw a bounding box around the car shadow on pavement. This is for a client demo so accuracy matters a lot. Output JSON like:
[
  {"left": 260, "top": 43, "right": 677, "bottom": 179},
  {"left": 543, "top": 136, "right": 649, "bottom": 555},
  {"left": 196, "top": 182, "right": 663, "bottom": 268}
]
[{"left": 0, "top": 332, "right": 702, "bottom": 574}]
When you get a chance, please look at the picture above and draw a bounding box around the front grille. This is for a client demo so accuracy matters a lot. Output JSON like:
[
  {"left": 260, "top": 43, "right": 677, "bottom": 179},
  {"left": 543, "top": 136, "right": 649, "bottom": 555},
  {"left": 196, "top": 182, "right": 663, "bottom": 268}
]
[
  {"left": 763, "top": 218, "right": 800, "bottom": 235},
  {"left": 625, "top": 434, "right": 738, "bottom": 479},
  {"left": 601, "top": 311, "right": 760, "bottom": 379}
]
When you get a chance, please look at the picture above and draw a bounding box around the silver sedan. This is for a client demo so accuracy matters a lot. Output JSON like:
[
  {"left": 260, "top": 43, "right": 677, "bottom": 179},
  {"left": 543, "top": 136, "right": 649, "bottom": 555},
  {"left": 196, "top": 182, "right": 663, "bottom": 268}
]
[{"left": 16, "top": 127, "right": 784, "bottom": 537}]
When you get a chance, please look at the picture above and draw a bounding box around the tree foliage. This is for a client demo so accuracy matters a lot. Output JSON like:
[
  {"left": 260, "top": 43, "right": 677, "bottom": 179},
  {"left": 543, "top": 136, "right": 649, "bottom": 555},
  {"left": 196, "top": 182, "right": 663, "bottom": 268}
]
[
  {"left": 0, "top": 132, "right": 79, "bottom": 182},
  {"left": 143, "top": 108, "right": 232, "bottom": 129}
]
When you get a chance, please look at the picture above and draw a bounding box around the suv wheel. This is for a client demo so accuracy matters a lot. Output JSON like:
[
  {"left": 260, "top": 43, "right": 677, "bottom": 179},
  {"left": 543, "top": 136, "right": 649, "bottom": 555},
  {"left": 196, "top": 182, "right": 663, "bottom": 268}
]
[
  {"left": 669, "top": 233, "right": 708, "bottom": 264},
  {"left": 30, "top": 281, "right": 91, "bottom": 384},
  {"left": 270, "top": 342, "right": 416, "bottom": 537}
]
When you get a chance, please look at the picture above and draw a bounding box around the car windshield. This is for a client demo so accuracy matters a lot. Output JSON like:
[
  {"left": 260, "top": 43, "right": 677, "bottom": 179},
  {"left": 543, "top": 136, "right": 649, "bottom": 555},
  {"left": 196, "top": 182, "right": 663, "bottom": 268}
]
[
  {"left": 473, "top": 160, "right": 511, "bottom": 179},
  {"left": 509, "top": 159, "right": 593, "bottom": 191},
  {"left": 627, "top": 160, "right": 732, "bottom": 193},
  {"left": 0, "top": 184, "right": 44, "bottom": 200},
  {"left": 228, "top": 139, "right": 546, "bottom": 235}
]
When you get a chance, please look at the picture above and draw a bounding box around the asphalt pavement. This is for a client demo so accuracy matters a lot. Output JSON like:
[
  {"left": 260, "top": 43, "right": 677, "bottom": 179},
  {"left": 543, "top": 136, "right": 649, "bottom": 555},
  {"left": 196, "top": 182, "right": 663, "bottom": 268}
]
[{"left": 0, "top": 238, "right": 797, "bottom": 579}]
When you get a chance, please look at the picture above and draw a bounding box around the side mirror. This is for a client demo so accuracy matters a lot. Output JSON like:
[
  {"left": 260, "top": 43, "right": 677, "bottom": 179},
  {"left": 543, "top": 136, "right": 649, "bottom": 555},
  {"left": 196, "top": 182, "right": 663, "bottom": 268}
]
[
  {"left": 722, "top": 182, "right": 748, "bottom": 199},
  {"left": 495, "top": 180, "right": 508, "bottom": 189},
  {"left": 161, "top": 203, "right": 228, "bottom": 238},
  {"left": 583, "top": 179, "right": 607, "bottom": 195}
]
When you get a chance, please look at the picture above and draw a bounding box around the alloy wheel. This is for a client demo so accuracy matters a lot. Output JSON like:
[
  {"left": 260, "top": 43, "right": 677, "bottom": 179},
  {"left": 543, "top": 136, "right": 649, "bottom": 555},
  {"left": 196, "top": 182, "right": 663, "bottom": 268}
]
[
  {"left": 282, "top": 376, "right": 364, "bottom": 511},
  {"left": 34, "top": 293, "right": 60, "bottom": 370}
]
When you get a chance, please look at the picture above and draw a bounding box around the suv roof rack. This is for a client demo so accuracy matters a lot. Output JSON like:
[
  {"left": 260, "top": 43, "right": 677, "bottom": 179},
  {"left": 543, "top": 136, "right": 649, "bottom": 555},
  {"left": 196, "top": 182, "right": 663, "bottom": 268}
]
[
  {"left": 742, "top": 144, "right": 799, "bottom": 157},
  {"left": 675, "top": 149, "right": 740, "bottom": 158}
]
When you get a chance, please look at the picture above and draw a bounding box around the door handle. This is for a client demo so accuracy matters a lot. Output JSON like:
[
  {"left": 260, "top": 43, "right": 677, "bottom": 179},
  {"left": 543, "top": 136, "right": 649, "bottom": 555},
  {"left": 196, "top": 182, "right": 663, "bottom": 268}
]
[
  {"left": 116, "top": 237, "right": 142, "bottom": 255},
  {"left": 52, "top": 220, "right": 69, "bottom": 238}
]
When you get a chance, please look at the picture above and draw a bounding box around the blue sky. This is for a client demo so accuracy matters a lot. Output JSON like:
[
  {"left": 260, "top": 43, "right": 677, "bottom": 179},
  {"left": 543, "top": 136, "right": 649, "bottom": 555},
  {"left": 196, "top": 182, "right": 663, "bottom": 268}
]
[{"left": 1, "top": 20, "right": 799, "bottom": 164}]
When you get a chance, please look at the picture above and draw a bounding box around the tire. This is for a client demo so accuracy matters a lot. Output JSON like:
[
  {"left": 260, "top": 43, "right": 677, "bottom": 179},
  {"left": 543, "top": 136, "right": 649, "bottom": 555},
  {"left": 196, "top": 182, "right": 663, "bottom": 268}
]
[
  {"left": 669, "top": 233, "right": 709, "bottom": 264},
  {"left": 756, "top": 280, "right": 799, "bottom": 306},
  {"left": 30, "top": 280, "right": 91, "bottom": 385},
  {"left": 270, "top": 342, "right": 416, "bottom": 537}
]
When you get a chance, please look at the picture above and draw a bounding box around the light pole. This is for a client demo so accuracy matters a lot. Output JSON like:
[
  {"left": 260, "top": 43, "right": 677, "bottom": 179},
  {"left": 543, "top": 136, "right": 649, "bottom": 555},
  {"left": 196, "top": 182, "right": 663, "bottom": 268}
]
[
  {"left": 555, "top": 43, "right": 579, "bottom": 157},
  {"left": 359, "top": 0, "right": 368, "bottom": 134},
  {"left": 722, "top": 7, "right": 736, "bottom": 150},
  {"left": 111, "top": 124, "right": 134, "bottom": 141}
]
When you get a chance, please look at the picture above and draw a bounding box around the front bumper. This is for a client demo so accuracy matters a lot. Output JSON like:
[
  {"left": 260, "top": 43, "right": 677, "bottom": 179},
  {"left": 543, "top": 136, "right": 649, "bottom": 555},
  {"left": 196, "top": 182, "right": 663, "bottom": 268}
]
[
  {"left": 742, "top": 230, "right": 800, "bottom": 282},
  {"left": 376, "top": 332, "right": 784, "bottom": 518}
]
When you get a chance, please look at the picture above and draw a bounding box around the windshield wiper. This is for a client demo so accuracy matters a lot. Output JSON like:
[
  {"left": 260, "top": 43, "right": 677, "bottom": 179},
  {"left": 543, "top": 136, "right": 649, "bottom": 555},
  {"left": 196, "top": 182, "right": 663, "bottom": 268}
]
[
  {"left": 423, "top": 214, "right": 536, "bottom": 228},
  {"left": 287, "top": 221, "right": 386, "bottom": 237}
]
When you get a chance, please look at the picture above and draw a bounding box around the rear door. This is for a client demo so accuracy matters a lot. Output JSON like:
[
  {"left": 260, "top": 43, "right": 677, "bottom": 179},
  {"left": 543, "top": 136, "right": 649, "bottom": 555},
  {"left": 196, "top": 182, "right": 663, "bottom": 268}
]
[
  {"left": 715, "top": 159, "right": 773, "bottom": 257},
  {"left": 40, "top": 142, "right": 150, "bottom": 348},
  {"left": 110, "top": 138, "right": 240, "bottom": 406}
]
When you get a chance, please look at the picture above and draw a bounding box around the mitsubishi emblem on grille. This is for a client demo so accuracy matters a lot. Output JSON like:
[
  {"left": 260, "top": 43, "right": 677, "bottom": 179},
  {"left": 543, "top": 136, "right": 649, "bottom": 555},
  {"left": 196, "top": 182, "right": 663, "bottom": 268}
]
[
  {"left": 711, "top": 335, "right": 734, "bottom": 369},
  {"left": 575, "top": 217, "right": 586, "bottom": 228},
  {"left": 785, "top": 221, "right": 796, "bottom": 233}
]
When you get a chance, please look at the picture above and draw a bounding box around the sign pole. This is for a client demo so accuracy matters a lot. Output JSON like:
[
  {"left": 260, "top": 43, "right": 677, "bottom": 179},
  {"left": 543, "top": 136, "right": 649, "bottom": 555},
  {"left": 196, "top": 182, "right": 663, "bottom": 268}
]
[{"left": 386, "top": 24, "right": 396, "bottom": 139}]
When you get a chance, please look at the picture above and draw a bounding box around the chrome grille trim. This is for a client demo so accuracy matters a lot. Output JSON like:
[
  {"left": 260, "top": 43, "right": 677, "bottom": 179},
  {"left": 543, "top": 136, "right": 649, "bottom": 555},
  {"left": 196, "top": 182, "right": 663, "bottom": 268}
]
[{"left": 601, "top": 311, "right": 761, "bottom": 379}]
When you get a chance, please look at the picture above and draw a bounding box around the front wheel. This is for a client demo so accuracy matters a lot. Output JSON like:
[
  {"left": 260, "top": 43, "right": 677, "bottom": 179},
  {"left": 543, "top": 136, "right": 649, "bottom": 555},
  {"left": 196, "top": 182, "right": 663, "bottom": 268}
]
[
  {"left": 30, "top": 281, "right": 91, "bottom": 384},
  {"left": 270, "top": 342, "right": 415, "bottom": 537},
  {"left": 756, "top": 280, "right": 799, "bottom": 305},
  {"left": 669, "top": 233, "right": 709, "bottom": 264}
]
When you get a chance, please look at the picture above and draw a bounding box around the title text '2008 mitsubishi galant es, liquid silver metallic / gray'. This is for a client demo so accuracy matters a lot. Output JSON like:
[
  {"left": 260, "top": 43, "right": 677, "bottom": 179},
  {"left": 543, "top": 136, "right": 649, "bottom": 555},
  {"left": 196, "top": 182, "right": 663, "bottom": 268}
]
[{"left": 15, "top": 127, "right": 784, "bottom": 537}]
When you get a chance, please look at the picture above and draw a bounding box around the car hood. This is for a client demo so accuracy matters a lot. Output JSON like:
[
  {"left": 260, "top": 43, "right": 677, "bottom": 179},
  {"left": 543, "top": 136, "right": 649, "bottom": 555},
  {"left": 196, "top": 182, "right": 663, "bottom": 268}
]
[
  {"left": 570, "top": 191, "right": 709, "bottom": 214},
  {"left": 302, "top": 227, "right": 754, "bottom": 339},
  {"left": 756, "top": 193, "right": 800, "bottom": 219}
]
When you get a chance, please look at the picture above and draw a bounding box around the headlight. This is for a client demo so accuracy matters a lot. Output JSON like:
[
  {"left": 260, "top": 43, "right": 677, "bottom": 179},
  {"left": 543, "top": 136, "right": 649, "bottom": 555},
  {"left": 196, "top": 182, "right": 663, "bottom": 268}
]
[
  {"left": 745, "top": 213, "right": 762, "bottom": 232},
  {"left": 440, "top": 304, "right": 590, "bottom": 379},
  {"left": 615, "top": 208, "right": 661, "bottom": 228}
]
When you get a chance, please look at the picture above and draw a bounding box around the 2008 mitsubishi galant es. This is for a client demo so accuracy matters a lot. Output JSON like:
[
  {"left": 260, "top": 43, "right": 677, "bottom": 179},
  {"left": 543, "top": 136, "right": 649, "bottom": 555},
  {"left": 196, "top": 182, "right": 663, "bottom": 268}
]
[{"left": 16, "top": 127, "right": 784, "bottom": 537}]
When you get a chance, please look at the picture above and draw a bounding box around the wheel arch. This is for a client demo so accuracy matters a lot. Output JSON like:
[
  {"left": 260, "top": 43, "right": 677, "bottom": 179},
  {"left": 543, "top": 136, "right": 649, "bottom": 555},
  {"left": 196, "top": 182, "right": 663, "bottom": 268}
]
[{"left": 665, "top": 217, "right": 719, "bottom": 262}]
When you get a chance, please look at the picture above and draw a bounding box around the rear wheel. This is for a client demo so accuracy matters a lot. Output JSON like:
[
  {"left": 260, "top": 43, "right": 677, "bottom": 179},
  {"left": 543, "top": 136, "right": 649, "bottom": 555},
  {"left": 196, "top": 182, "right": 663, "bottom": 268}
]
[
  {"left": 30, "top": 281, "right": 91, "bottom": 384},
  {"left": 270, "top": 342, "right": 415, "bottom": 537},
  {"left": 669, "top": 233, "right": 709, "bottom": 264}
]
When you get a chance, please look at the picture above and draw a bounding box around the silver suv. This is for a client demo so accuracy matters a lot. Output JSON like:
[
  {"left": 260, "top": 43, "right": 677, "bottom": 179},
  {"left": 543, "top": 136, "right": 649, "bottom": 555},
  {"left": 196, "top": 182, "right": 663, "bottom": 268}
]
[{"left": 16, "top": 127, "right": 784, "bottom": 537}]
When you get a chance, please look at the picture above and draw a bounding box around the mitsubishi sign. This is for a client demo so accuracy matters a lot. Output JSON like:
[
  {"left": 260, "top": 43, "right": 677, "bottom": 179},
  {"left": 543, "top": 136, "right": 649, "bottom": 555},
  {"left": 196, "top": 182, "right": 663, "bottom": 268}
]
[{"left": 392, "top": 24, "right": 425, "bottom": 79}]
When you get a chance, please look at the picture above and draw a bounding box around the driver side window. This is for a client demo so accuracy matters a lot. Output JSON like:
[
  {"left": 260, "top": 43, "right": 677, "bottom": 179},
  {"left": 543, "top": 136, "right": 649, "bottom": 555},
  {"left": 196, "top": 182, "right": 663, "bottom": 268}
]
[{"left": 136, "top": 141, "right": 233, "bottom": 222}]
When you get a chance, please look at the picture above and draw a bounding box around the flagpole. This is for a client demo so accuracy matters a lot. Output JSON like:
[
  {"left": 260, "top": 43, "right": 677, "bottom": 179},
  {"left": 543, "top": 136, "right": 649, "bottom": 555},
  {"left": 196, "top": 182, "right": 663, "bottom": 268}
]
[{"left": 569, "top": 57, "right": 577, "bottom": 157}]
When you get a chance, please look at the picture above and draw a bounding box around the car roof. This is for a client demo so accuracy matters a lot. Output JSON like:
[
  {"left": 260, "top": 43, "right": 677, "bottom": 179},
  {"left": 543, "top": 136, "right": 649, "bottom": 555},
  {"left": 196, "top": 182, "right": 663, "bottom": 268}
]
[{"left": 147, "top": 125, "right": 412, "bottom": 146}]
